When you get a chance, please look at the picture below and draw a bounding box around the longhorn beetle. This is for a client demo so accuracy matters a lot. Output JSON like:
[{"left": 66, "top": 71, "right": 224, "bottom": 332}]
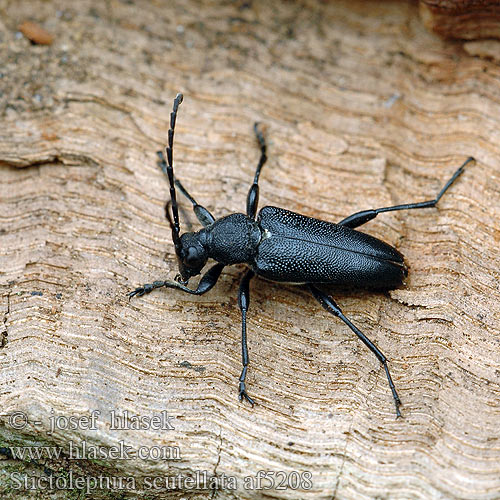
[{"left": 129, "top": 93, "right": 474, "bottom": 417}]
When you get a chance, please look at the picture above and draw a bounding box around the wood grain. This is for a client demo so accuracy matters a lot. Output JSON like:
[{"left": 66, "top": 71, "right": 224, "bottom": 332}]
[
  {"left": 420, "top": 0, "right": 500, "bottom": 39},
  {"left": 1, "top": 1, "right": 499, "bottom": 499}
]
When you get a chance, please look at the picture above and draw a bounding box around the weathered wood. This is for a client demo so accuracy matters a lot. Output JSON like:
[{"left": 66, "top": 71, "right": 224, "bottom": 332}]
[
  {"left": 420, "top": 0, "right": 500, "bottom": 39},
  {"left": 1, "top": 1, "right": 499, "bottom": 499}
]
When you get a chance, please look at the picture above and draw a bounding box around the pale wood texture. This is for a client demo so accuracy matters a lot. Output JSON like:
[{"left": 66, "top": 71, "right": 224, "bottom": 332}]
[{"left": 1, "top": 1, "right": 500, "bottom": 499}]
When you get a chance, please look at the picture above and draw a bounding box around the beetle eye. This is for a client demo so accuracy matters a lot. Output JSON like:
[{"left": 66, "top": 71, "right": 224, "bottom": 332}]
[{"left": 184, "top": 246, "right": 199, "bottom": 266}]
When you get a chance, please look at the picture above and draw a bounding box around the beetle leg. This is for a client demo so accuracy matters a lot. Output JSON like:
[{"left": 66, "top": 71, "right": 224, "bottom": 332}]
[
  {"left": 246, "top": 123, "right": 268, "bottom": 220},
  {"left": 238, "top": 269, "right": 255, "bottom": 406},
  {"left": 157, "top": 151, "right": 215, "bottom": 227},
  {"left": 308, "top": 284, "right": 402, "bottom": 418},
  {"left": 128, "top": 263, "right": 224, "bottom": 299},
  {"left": 338, "top": 156, "right": 475, "bottom": 229}
]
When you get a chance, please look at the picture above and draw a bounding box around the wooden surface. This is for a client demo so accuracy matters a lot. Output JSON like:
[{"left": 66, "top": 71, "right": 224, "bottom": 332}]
[
  {"left": 1, "top": 1, "right": 500, "bottom": 499},
  {"left": 420, "top": 0, "right": 500, "bottom": 40}
]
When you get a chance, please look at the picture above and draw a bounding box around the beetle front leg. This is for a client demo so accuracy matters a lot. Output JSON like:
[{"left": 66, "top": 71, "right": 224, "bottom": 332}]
[
  {"left": 308, "top": 284, "right": 402, "bottom": 418},
  {"left": 246, "top": 123, "right": 268, "bottom": 220},
  {"left": 128, "top": 263, "right": 224, "bottom": 299},
  {"left": 238, "top": 269, "right": 255, "bottom": 406}
]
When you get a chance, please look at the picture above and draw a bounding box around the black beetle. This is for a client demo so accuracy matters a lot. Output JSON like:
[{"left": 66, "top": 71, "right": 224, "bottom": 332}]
[{"left": 129, "top": 93, "right": 474, "bottom": 417}]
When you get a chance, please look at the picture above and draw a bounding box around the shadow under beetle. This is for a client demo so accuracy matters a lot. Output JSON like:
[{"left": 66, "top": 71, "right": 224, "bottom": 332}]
[{"left": 129, "top": 93, "right": 475, "bottom": 417}]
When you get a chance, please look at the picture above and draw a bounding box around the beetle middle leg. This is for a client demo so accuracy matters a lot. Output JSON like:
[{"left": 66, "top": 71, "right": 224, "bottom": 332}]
[
  {"left": 238, "top": 269, "right": 255, "bottom": 405},
  {"left": 338, "top": 156, "right": 475, "bottom": 229},
  {"left": 308, "top": 284, "right": 402, "bottom": 418}
]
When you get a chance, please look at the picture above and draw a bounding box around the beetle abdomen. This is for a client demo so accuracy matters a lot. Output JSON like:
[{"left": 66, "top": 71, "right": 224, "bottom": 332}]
[{"left": 254, "top": 206, "right": 407, "bottom": 289}]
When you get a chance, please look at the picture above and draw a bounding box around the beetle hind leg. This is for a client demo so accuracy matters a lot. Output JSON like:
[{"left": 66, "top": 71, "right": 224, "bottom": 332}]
[
  {"left": 338, "top": 156, "right": 475, "bottom": 229},
  {"left": 308, "top": 284, "right": 402, "bottom": 418}
]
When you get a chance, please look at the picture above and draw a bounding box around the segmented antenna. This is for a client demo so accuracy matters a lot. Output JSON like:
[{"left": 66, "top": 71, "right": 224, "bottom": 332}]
[{"left": 165, "top": 93, "right": 184, "bottom": 254}]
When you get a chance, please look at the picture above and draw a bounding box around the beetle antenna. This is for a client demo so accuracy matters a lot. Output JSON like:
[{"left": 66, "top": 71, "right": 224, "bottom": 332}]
[{"left": 165, "top": 93, "right": 184, "bottom": 254}]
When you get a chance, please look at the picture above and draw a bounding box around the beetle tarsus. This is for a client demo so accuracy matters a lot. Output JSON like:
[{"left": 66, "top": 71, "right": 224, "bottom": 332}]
[
  {"left": 127, "top": 289, "right": 143, "bottom": 300},
  {"left": 383, "top": 362, "right": 402, "bottom": 418},
  {"left": 127, "top": 281, "right": 160, "bottom": 299},
  {"left": 238, "top": 382, "right": 255, "bottom": 406}
]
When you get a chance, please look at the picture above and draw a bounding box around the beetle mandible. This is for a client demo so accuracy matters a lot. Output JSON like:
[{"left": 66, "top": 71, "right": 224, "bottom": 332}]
[{"left": 129, "top": 93, "right": 474, "bottom": 417}]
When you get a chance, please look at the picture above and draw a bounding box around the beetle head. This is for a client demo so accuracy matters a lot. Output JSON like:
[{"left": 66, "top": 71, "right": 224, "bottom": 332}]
[{"left": 175, "top": 231, "right": 208, "bottom": 283}]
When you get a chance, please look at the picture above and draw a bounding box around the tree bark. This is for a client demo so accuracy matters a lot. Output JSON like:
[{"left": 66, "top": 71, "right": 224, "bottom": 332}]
[{"left": 1, "top": 1, "right": 499, "bottom": 499}]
